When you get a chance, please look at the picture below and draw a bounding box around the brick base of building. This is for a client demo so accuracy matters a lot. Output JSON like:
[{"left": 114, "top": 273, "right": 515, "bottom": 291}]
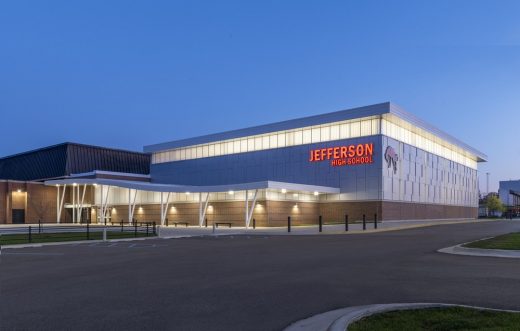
[
  {"left": 0, "top": 181, "right": 477, "bottom": 226},
  {"left": 107, "top": 200, "right": 477, "bottom": 227}
]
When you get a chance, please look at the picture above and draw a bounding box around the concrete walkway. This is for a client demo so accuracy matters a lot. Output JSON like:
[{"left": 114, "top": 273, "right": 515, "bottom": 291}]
[
  {"left": 284, "top": 303, "right": 520, "bottom": 331},
  {"left": 158, "top": 218, "right": 491, "bottom": 238},
  {"left": 0, "top": 235, "right": 158, "bottom": 250},
  {"left": 438, "top": 242, "right": 520, "bottom": 259}
]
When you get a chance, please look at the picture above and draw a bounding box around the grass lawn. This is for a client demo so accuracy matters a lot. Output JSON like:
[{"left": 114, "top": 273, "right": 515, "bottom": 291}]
[
  {"left": 0, "top": 231, "right": 155, "bottom": 245},
  {"left": 464, "top": 232, "right": 520, "bottom": 250},
  {"left": 348, "top": 307, "right": 520, "bottom": 331}
]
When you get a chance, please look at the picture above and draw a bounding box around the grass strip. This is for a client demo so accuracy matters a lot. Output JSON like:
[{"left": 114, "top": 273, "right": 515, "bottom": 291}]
[
  {"left": 464, "top": 232, "right": 520, "bottom": 250},
  {"left": 0, "top": 231, "right": 154, "bottom": 245},
  {"left": 348, "top": 306, "right": 520, "bottom": 331}
]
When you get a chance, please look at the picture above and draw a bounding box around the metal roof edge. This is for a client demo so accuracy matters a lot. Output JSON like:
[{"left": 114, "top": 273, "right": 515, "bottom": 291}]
[
  {"left": 70, "top": 170, "right": 151, "bottom": 178},
  {"left": 388, "top": 103, "right": 487, "bottom": 162},
  {"left": 143, "top": 102, "right": 391, "bottom": 152}
]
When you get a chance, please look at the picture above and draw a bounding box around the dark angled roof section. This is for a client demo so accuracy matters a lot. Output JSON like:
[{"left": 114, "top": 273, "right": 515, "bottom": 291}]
[
  {"left": 0, "top": 143, "right": 150, "bottom": 181},
  {"left": 65, "top": 143, "right": 150, "bottom": 177},
  {"left": 0, "top": 143, "right": 69, "bottom": 181}
]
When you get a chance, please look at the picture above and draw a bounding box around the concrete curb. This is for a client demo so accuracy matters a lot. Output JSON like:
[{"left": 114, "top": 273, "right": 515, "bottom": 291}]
[
  {"left": 0, "top": 235, "right": 159, "bottom": 250},
  {"left": 284, "top": 303, "right": 520, "bottom": 331},
  {"left": 438, "top": 240, "right": 520, "bottom": 259}
]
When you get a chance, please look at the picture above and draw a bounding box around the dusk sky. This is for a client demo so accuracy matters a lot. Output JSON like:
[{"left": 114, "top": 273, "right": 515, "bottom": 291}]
[{"left": 1, "top": 1, "right": 519, "bottom": 192}]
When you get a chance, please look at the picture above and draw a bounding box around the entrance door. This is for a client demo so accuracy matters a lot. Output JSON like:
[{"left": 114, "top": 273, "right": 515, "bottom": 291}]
[
  {"left": 81, "top": 208, "right": 91, "bottom": 224},
  {"left": 12, "top": 209, "right": 25, "bottom": 224}
]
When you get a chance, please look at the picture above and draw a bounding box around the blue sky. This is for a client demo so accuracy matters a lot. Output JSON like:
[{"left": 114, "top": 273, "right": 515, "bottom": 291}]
[{"left": 1, "top": 1, "right": 518, "bottom": 192}]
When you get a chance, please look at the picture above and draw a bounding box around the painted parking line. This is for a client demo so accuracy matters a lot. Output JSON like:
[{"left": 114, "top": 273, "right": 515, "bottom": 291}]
[
  {"left": 78, "top": 242, "right": 168, "bottom": 249},
  {"left": 1, "top": 252, "right": 65, "bottom": 256},
  {"left": 128, "top": 243, "right": 167, "bottom": 248}
]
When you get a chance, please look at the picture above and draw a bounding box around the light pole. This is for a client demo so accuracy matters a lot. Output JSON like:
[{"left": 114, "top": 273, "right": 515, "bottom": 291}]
[{"left": 486, "top": 172, "right": 490, "bottom": 195}]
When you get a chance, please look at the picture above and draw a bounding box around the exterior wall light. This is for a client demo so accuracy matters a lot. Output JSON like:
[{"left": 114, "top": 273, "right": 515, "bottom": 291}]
[
  {"left": 16, "top": 189, "right": 22, "bottom": 193},
  {"left": 314, "top": 191, "right": 319, "bottom": 196},
  {"left": 185, "top": 192, "right": 190, "bottom": 195},
  {"left": 72, "top": 183, "right": 77, "bottom": 187},
  {"left": 228, "top": 190, "right": 234, "bottom": 195},
  {"left": 281, "top": 189, "right": 287, "bottom": 194}
]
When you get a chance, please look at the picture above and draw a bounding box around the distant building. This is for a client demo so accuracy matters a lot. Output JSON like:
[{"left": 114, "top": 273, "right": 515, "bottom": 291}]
[{"left": 499, "top": 180, "right": 520, "bottom": 217}]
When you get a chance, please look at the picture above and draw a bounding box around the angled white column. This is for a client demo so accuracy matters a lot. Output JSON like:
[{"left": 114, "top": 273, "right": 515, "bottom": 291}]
[
  {"left": 199, "top": 192, "right": 210, "bottom": 227},
  {"left": 245, "top": 190, "right": 249, "bottom": 228},
  {"left": 99, "top": 185, "right": 103, "bottom": 224},
  {"left": 56, "top": 185, "right": 59, "bottom": 224},
  {"left": 128, "top": 188, "right": 138, "bottom": 225},
  {"left": 160, "top": 192, "right": 164, "bottom": 225},
  {"left": 77, "top": 184, "right": 87, "bottom": 224},
  {"left": 56, "top": 184, "right": 67, "bottom": 224},
  {"left": 160, "top": 192, "right": 171, "bottom": 226},
  {"left": 246, "top": 189, "right": 258, "bottom": 228},
  {"left": 72, "top": 184, "right": 76, "bottom": 224},
  {"left": 75, "top": 184, "right": 79, "bottom": 223},
  {"left": 77, "top": 184, "right": 81, "bottom": 223},
  {"left": 102, "top": 186, "right": 111, "bottom": 224}
]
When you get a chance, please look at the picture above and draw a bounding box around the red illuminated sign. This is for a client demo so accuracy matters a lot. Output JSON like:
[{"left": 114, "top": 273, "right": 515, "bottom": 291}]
[{"left": 309, "top": 143, "right": 374, "bottom": 167}]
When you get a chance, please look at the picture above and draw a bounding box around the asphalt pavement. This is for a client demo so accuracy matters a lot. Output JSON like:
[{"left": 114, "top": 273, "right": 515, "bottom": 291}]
[{"left": 1, "top": 220, "right": 520, "bottom": 331}]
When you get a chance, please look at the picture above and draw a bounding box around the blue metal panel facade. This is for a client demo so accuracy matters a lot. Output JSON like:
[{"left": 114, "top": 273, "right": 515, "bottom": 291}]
[
  {"left": 382, "top": 136, "right": 479, "bottom": 207},
  {"left": 151, "top": 135, "right": 383, "bottom": 200}
]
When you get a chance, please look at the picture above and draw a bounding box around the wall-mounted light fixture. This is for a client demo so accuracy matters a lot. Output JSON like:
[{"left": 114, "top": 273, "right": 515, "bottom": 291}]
[{"left": 281, "top": 189, "right": 287, "bottom": 194}]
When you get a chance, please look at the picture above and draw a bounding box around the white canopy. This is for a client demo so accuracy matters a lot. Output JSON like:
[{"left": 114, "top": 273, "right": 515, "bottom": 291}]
[{"left": 44, "top": 178, "right": 340, "bottom": 194}]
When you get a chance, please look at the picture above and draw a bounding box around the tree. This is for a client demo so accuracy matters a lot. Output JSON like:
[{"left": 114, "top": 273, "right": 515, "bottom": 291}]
[
  {"left": 486, "top": 195, "right": 506, "bottom": 216},
  {"left": 29, "top": 198, "right": 51, "bottom": 222}
]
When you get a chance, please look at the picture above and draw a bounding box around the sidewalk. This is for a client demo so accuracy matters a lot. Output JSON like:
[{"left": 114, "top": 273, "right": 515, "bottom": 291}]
[
  {"left": 284, "top": 303, "right": 520, "bottom": 331},
  {"left": 1, "top": 235, "right": 158, "bottom": 249},
  {"left": 158, "top": 218, "right": 492, "bottom": 238}
]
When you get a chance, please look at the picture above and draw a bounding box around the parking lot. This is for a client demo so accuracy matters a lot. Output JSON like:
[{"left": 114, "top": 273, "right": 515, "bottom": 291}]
[{"left": 1, "top": 221, "right": 520, "bottom": 331}]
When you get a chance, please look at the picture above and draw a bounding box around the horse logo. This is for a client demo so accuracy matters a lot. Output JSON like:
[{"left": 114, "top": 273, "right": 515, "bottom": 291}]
[{"left": 384, "top": 146, "right": 399, "bottom": 174}]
